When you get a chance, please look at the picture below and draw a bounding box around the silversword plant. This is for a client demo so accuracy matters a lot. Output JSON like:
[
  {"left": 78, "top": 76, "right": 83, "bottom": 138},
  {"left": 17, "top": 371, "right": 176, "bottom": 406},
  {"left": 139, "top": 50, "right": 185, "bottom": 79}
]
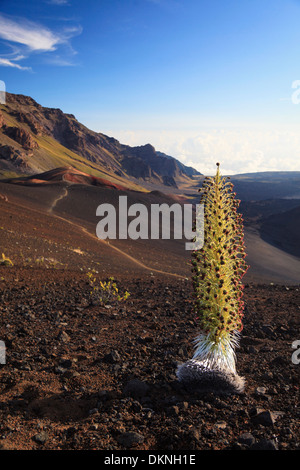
[{"left": 177, "top": 163, "right": 249, "bottom": 394}]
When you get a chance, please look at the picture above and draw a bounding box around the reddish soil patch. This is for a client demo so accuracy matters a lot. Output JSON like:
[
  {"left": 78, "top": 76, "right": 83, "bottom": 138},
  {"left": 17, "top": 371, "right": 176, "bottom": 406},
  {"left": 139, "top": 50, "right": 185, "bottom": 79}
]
[{"left": 4, "top": 167, "right": 127, "bottom": 191}]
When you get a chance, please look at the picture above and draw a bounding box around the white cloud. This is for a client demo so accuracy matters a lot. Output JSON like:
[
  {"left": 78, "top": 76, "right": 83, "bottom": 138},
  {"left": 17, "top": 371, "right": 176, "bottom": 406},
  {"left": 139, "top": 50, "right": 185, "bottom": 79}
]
[
  {"left": 0, "top": 14, "right": 81, "bottom": 70},
  {"left": 0, "top": 15, "right": 63, "bottom": 51}
]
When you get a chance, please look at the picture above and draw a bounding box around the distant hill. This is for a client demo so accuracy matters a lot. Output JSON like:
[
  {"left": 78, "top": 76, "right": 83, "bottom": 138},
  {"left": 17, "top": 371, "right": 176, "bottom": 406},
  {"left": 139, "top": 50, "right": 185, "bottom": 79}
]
[
  {"left": 229, "top": 172, "right": 300, "bottom": 201},
  {"left": 232, "top": 173, "right": 300, "bottom": 260},
  {"left": 239, "top": 198, "right": 300, "bottom": 223},
  {"left": 0, "top": 93, "right": 201, "bottom": 191},
  {"left": 259, "top": 204, "right": 300, "bottom": 258}
]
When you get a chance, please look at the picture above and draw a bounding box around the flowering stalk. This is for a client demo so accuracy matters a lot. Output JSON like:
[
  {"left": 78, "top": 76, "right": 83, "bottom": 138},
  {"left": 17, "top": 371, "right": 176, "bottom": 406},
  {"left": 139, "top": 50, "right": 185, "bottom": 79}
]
[{"left": 177, "top": 163, "right": 249, "bottom": 393}]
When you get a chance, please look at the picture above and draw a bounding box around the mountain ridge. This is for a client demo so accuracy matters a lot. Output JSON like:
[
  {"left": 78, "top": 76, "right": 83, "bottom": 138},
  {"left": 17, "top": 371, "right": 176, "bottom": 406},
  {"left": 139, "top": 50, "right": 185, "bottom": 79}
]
[{"left": 0, "top": 92, "right": 201, "bottom": 191}]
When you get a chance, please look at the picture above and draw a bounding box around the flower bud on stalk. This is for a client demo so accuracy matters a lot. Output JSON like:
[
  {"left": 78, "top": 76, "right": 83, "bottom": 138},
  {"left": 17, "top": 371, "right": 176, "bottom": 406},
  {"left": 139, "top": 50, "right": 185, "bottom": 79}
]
[{"left": 177, "top": 163, "right": 249, "bottom": 394}]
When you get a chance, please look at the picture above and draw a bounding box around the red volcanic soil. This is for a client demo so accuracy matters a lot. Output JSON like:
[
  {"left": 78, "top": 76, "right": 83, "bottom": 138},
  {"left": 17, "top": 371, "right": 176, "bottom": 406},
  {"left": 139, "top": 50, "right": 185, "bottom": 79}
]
[
  {"left": 0, "top": 267, "right": 299, "bottom": 451},
  {"left": 0, "top": 178, "right": 299, "bottom": 451},
  {"left": 0, "top": 180, "right": 191, "bottom": 278},
  {"left": 3, "top": 166, "right": 128, "bottom": 191}
]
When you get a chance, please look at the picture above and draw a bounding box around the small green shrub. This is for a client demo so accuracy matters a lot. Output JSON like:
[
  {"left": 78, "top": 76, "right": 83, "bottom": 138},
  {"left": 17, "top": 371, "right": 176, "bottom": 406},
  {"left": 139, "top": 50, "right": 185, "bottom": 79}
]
[
  {"left": 0, "top": 253, "right": 13, "bottom": 267},
  {"left": 87, "top": 271, "right": 130, "bottom": 306}
]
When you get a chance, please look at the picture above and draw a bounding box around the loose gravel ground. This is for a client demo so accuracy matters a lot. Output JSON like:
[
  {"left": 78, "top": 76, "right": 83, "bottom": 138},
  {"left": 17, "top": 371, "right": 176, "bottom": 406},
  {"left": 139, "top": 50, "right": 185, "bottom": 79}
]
[{"left": 0, "top": 267, "right": 299, "bottom": 451}]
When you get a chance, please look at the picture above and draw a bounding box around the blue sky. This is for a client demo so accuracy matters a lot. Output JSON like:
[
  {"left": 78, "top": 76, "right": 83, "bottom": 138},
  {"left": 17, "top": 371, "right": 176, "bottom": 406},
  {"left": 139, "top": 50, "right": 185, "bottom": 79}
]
[{"left": 0, "top": 0, "right": 300, "bottom": 174}]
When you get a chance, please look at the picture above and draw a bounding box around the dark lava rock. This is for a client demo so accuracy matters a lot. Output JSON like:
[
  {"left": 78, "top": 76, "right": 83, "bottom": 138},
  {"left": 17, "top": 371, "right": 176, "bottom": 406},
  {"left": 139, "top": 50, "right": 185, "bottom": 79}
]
[
  {"left": 166, "top": 405, "right": 180, "bottom": 416},
  {"left": 116, "top": 432, "right": 144, "bottom": 448},
  {"left": 33, "top": 431, "right": 48, "bottom": 444},
  {"left": 251, "top": 410, "right": 277, "bottom": 426},
  {"left": 238, "top": 432, "right": 256, "bottom": 447},
  {"left": 251, "top": 439, "right": 278, "bottom": 450},
  {"left": 123, "top": 378, "right": 150, "bottom": 398},
  {"left": 104, "top": 350, "right": 121, "bottom": 363},
  {"left": 57, "top": 330, "right": 70, "bottom": 343}
]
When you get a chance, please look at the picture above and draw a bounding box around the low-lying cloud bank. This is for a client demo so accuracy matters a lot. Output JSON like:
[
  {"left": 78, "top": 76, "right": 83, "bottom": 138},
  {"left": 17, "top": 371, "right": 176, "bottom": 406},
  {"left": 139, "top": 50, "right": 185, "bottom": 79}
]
[{"left": 105, "top": 126, "right": 300, "bottom": 175}]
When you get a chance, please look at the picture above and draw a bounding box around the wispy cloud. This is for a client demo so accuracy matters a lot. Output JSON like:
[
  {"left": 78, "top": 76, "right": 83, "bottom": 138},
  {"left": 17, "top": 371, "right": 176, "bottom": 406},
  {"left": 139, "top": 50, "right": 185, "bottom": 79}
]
[
  {"left": 0, "top": 13, "right": 81, "bottom": 70},
  {"left": 47, "top": 0, "right": 70, "bottom": 5},
  {"left": 0, "top": 56, "right": 31, "bottom": 71},
  {"left": 0, "top": 15, "right": 63, "bottom": 51},
  {"left": 42, "top": 54, "right": 78, "bottom": 66}
]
